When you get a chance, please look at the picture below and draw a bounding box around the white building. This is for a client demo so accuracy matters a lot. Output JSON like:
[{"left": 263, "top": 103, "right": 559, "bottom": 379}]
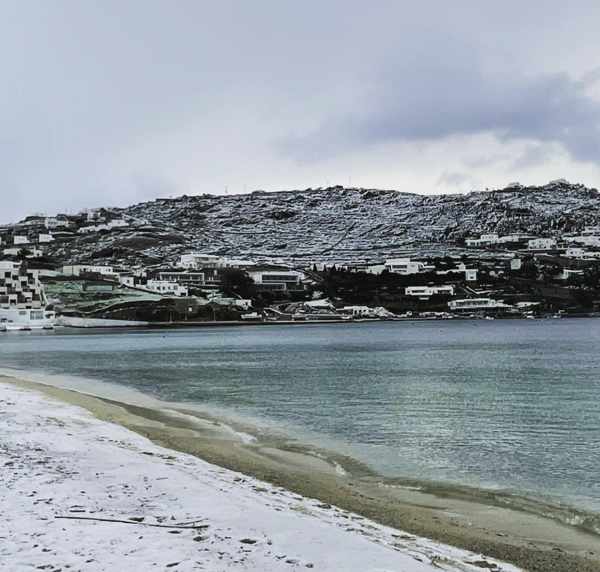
[
  {"left": 179, "top": 254, "right": 227, "bottom": 269},
  {"left": 405, "top": 285, "right": 455, "bottom": 298},
  {"left": 565, "top": 247, "right": 586, "bottom": 259},
  {"left": 117, "top": 273, "right": 137, "bottom": 288},
  {"left": 38, "top": 233, "right": 54, "bottom": 243},
  {"left": 481, "top": 233, "right": 499, "bottom": 242},
  {"left": 304, "top": 299, "right": 335, "bottom": 311},
  {"left": 208, "top": 294, "right": 252, "bottom": 310},
  {"left": 247, "top": 269, "right": 304, "bottom": 291},
  {"left": 558, "top": 269, "right": 584, "bottom": 281},
  {"left": 2, "top": 247, "right": 42, "bottom": 258},
  {"left": 528, "top": 238, "right": 557, "bottom": 250},
  {"left": 448, "top": 298, "right": 511, "bottom": 312},
  {"left": 44, "top": 217, "right": 61, "bottom": 229},
  {"left": 456, "top": 263, "right": 478, "bottom": 282},
  {"left": 567, "top": 235, "right": 600, "bottom": 247},
  {"left": 107, "top": 219, "right": 128, "bottom": 229},
  {"left": 145, "top": 280, "right": 188, "bottom": 297},
  {"left": 157, "top": 271, "right": 206, "bottom": 288},
  {"left": 13, "top": 235, "right": 30, "bottom": 245},
  {"left": 78, "top": 223, "right": 112, "bottom": 234},
  {"left": 62, "top": 265, "right": 116, "bottom": 277},
  {"left": 384, "top": 258, "right": 433, "bottom": 275},
  {"left": 84, "top": 208, "right": 104, "bottom": 221},
  {"left": 436, "top": 264, "right": 478, "bottom": 281},
  {"left": 0, "top": 260, "right": 55, "bottom": 329},
  {"left": 497, "top": 234, "right": 534, "bottom": 244},
  {"left": 78, "top": 226, "right": 98, "bottom": 234},
  {"left": 179, "top": 253, "right": 254, "bottom": 270},
  {"left": 465, "top": 234, "right": 499, "bottom": 247},
  {"left": 340, "top": 305, "right": 375, "bottom": 317}
]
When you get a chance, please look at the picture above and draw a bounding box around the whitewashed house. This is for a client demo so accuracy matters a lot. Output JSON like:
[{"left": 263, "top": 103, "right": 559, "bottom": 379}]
[
  {"left": 2, "top": 247, "right": 42, "bottom": 258},
  {"left": 466, "top": 234, "right": 499, "bottom": 247},
  {"left": 179, "top": 253, "right": 253, "bottom": 270},
  {"left": 145, "top": 280, "right": 188, "bottom": 297},
  {"left": 528, "top": 238, "right": 557, "bottom": 250},
  {"left": 0, "top": 260, "right": 55, "bottom": 329},
  {"left": 384, "top": 258, "right": 433, "bottom": 275},
  {"left": 13, "top": 235, "right": 30, "bottom": 245},
  {"left": 62, "top": 265, "right": 116, "bottom": 277},
  {"left": 567, "top": 235, "right": 600, "bottom": 247},
  {"left": 38, "top": 233, "right": 54, "bottom": 243},
  {"left": 558, "top": 269, "right": 584, "bottom": 281},
  {"left": 247, "top": 269, "right": 304, "bottom": 291},
  {"left": 448, "top": 298, "right": 511, "bottom": 312},
  {"left": 405, "top": 285, "right": 455, "bottom": 298},
  {"left": 179, "top": 254, "right": 227, "bottom": 269}
]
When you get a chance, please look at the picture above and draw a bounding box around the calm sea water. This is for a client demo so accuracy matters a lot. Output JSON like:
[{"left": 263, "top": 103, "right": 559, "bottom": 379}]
[{"left": 1, "top": 320, "right": 599, "bottom": 513}]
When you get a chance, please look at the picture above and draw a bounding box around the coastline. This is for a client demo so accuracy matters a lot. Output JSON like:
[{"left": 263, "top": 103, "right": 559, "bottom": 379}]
[
  {"left": 48, "top": 312, "right": 600, "bottom": 330},
  {"left": 1, "top": 377, "right": 522, "bottom": 572},
  {"left": 2, "top": 373, "right": 599, "bottom": 571}
]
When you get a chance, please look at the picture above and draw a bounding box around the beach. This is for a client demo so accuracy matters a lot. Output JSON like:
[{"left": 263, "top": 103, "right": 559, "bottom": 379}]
[
  {"left": 1, "top": 377, "right": 523, "bottom": 572},
  {"left": 2, "top": 375, "right": 599, "bottom": 571}
]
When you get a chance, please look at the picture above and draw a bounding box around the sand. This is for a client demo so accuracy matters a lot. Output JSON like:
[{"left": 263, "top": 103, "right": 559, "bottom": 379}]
[{"left": 2, "top": 374, "right": 599, "bottom": 571}]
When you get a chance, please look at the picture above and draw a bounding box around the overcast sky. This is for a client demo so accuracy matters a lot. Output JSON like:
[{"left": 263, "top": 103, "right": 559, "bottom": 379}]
[{"left": 2, "top": 1, "right": 600, "bottom": 222}]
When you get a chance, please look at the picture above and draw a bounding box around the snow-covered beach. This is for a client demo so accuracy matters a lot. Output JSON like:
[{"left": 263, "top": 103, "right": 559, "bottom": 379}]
[{"left": 0, "top": 380, "right": 523, "bottom": 572}]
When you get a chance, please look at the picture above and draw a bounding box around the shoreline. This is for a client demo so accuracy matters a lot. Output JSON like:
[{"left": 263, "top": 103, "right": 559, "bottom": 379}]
[
  {"left": 3, "top": 374, "right": 600, "bottom": 571},
  {"left": 41, "top": 313, "right": 600, "bottom": 330},
  {"left": 5, "top": 379, "right": 502, "bottom": 572}
]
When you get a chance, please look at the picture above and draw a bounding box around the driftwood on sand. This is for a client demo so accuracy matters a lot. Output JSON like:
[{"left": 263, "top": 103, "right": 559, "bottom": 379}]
[{"left": 55, "top": 515, "right": 209, "bottom": 529}]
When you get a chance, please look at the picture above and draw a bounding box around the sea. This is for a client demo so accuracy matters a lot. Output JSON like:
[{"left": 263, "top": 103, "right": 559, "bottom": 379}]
[{"left": 1, "top": 319, "right": 599, "bottom": 527}]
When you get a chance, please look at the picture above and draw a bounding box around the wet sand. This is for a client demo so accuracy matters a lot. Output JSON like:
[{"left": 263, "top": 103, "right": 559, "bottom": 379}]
[{"left": 4, "top": 374, "right": 600, "bottom": 572}]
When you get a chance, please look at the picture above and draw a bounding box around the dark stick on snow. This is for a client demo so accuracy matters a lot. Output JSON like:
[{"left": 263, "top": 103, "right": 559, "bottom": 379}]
[{"left": 55, "top": 515, "right": 209, "bottom": 529}]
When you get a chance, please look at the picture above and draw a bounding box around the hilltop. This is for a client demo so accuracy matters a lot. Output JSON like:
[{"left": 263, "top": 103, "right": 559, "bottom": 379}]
[
  {"left": 5, "top": 179, "right": 599, "bottom": 268},
  {"left": 41, "top": 180, "right": 600, "bottom": 267}
]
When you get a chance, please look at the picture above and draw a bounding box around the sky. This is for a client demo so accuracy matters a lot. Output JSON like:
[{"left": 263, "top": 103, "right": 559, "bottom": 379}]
[{"left": 2, "top": 0, "right": 600, "bottom": 222}]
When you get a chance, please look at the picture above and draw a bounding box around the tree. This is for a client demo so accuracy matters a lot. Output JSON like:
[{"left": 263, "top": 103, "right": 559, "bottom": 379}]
[
  {"left": 17, "top": 248, "right": 31, "bottom": 261},
  {"left": 519, "top": 258, "right": 538, "bottom": 280},
  {"left": 220, "top": 269, "right": 256, "bottom": 299}
]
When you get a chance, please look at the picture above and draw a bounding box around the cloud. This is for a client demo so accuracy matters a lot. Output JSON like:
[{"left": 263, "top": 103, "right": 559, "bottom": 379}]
[
  {"left": 510, "top": 143, "right": 562, "bottom": 170},
  {"left": 2, "top": 1, "right": 600, "bottom": 222},
  {"left": 281, "top": 66, "right": 600, "bottom": 164},
  {"left": 437, "top": 171, "right": 474, "bottom": 189}
]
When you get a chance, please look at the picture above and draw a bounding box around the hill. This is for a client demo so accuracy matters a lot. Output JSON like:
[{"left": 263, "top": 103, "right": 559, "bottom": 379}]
[{"left": 33, "top": 180, "right": 600, "bottom": 267}]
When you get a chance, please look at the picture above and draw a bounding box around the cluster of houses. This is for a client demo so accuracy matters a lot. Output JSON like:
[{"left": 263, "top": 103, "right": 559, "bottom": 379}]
[
  {"left": 1, "top": 201, "right": 600, "bottom": 327},
  {"left": 0, "top": 208, "right": 132, "bottom": 259},
  {"left": 0, "top": 209, "right": 129, "bottom": 259},
  {"left": 465, "top": 227, "right": 600, "bottom": 259},
  {"left": 0, "top": 238, "right": 595, "bottom": 328},
  {"left": 58, "top": 255, "right": 306, "bottom": 302}
]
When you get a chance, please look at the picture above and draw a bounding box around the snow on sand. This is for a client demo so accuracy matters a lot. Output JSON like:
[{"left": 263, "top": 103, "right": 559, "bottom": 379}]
[{"left": 0, "top": 382, "right": 521, "bottom": 572}]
